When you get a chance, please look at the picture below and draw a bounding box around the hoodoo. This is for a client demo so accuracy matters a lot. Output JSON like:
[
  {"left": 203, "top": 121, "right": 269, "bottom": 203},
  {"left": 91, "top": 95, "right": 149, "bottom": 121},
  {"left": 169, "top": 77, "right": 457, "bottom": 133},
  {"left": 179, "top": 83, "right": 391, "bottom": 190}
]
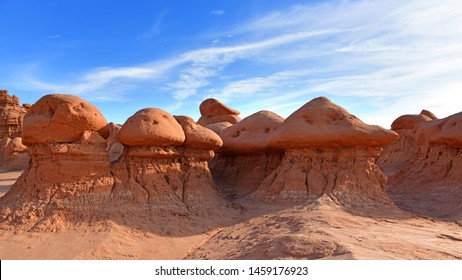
[
  {"left": 210, "top": 110, "right": 285, "bottom": 197},
  {"left": 378, "top": 110, "right": 462, "bottom": 219},
  {"left": 0, "top": 95, "right": 225, "bottom": 230},
  {"left": 251, "top": 97, "right": 399, "bottom": 208}
]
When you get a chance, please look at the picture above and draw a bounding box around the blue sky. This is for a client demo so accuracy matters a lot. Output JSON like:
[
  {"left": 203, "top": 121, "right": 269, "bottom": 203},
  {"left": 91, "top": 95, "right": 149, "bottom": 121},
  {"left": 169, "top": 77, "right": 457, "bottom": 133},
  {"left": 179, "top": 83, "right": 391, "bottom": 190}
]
[{"left": 1, "top": 0, "right": 462, "bottom": 127}]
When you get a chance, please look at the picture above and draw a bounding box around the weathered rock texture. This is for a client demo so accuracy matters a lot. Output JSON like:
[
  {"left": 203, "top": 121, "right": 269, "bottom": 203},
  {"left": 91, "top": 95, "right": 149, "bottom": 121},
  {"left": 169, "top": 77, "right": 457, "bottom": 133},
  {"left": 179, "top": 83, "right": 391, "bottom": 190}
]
[
  {"left": 0, "top": 90, "right": 28, "bottom": 139},
  {"left": 0, "top": 90, "right": 29, "bottom": 170},
  {"left": 251, "top": 97, "right": 399, "bottom": 208},
  {"left": 22, "top": 94, "right": 107, "bottom": 145},
  {"left": 197, "top": 98, "right": 241, "bottom": 126},
  {"left": 210, "top": 111, "right": 285, "bottom": 197},
  {"left": 0, "top": 96, "right": 224, "bottom": 230},
  {"left": 378, "top": 110, "right": 462, "bottom": 220}
]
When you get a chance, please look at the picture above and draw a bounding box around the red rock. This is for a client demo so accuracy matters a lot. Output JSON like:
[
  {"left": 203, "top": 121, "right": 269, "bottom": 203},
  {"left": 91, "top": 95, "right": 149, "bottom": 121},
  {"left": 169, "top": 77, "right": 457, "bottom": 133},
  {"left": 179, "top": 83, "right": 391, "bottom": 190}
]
[
  {"left": 391, "top": 114, "right": 432, "bottom": 130},
  {"left": 206, "top": 122, "right": 232, "bottom": 134},
  {"left": 119, "top": 108, "right": 185, "bottom": 147},
  {"left": 174, "top": 116, "right": 223, "bottom": 150},
  {"left": 197, "top": 98, "right": 241, "bottom": 126},
  {"left": 378, "top": 110, "right": 462, "bottom": 219},
  {"left": 0, "top": 90, "right": 28, "bottom": 139},
  {"left": 267, "top": 97, "right": 398, "bottom": 149},
  {"left": 22, "top": 94, "right": 107, "bottom": 145},
  {"left": 219, "top": 110, "right": 285, "bottom": 154}
]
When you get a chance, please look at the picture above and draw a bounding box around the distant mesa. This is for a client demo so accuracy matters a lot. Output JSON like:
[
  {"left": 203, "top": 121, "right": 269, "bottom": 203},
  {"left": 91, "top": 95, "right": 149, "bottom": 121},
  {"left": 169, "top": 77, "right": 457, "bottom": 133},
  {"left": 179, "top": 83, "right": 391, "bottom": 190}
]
[{"left": 197, "top": 98, "right": 241, "bottom": 126}]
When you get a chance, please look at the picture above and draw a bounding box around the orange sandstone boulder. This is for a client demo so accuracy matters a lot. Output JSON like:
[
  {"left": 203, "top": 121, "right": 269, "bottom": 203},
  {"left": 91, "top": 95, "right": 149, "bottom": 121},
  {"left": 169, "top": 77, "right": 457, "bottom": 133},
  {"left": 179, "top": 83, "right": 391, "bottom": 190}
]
[
  {"left": 391, "top": 114, "right": 432, "bottom": 130},
  {"left": 119, "top": 108, "right": 185, "bottom": 147},
  {"left": 197, "top": 98, "right": 241, "bottom": 126},
  {"left": 22, "top": 94, "right": 107, "bottom": 145},
  {"left": 174, "top": 116, "right": 222, "bottom": 150},
  {"left": 219, "top": 110, "right": 284, "bottom": 154},
  {"left": 267, "top": 97, "right": 398, "bottom": 149}
]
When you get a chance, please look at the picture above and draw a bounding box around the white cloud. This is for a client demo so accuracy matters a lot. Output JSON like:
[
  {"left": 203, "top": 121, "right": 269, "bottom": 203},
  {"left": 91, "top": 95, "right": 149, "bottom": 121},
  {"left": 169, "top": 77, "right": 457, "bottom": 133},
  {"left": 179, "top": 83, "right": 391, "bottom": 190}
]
[
  {"left": 14, "top": 0, "right": 462, "bottom": 127},
  {"left": 211, "top": 10, "right": 224, "bottom": 15},
  {"left": 137, "top": 9, "right": 168, "bottom": 39}
]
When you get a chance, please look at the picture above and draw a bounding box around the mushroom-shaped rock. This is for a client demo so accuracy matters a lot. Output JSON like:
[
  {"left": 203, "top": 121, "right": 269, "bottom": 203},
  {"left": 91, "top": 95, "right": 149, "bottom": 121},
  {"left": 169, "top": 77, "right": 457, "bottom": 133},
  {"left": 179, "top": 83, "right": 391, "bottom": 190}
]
[
  {"left": 268, "top": 97, "right": 398, "bottom": 149},
  {"left": 119, "top": 108, "right": 185, "bottom": 146},
  {"left": 251, "top": 97, "right": 400, "bottom": 209},
  {"left": 391, "top": 114, "right": 432, "bottom": 130},
  {"left": 174, "top": 116, "right": 222, "bottom": 150},
  {"left": 197, "top": 98, "right": 241, "bottom": 126},
  {"left": 220, "top": 110, "right": 285, "bottom": 154},
  {"left": 22, "top": 94, "right": 107, "bottom": 145}
]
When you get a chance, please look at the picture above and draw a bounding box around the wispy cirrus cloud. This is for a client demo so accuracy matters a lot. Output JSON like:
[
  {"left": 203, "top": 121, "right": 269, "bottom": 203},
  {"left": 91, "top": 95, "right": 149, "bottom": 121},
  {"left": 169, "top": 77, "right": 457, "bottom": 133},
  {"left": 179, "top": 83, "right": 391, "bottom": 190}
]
[
  {"left": 13, "top": 0, "right": 462, "bottom": 126},
  {"left": 137, "top": 9, "right": 168, "bottom": 40}
]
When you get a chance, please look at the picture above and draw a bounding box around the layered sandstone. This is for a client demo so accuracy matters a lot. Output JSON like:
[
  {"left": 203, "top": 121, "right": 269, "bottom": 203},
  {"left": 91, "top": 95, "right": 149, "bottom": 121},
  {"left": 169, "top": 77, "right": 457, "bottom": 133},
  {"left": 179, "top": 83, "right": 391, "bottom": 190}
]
[
  {"left": 252, "top": 97, "right": 399, "bottom": 208},
  {"left": 378, "top": 110, "right": 462, "bottom": 219},
  {"left": 0, "top": 95, "right": 224, "bottom": 230},
  {"left": 210, "top": 111, "right": 285, "bottom": 197},
  {"left": 0, "top": 90, "right": 29, "bottom": 170},
  {"left": 197, "top": 98, "right": 241, "bottom": 126}
]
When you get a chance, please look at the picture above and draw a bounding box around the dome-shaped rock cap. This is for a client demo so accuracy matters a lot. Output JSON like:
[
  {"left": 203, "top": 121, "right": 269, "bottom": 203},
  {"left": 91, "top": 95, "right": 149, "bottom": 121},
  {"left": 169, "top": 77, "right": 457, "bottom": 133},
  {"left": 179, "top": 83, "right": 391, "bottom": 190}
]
[
  {"left": 22, "top": 94, "right": 107, "bottom": 145},
  {"left": 220, "top": 110, "right": 285, "bottom": 153},
  {"left": 416, "top": 111, "right": 462, "bottom": 147},
  {"left": 391, "top": 114, "right": 432, "bottom": 130},
  {"left": 197, "top": 98, "right": 241, "bottom": 126},
  {"left": 267, "top": 97, "right": 399, "bottom": 149},
  {"left": 199, "top": 98, "right": 240, "bottom": 116},
  {"left": 119, "top": 108, "right": 185, "bottom": 146},
  {"left": 174, "top": 115, "right": 223, "bottom": 149}
]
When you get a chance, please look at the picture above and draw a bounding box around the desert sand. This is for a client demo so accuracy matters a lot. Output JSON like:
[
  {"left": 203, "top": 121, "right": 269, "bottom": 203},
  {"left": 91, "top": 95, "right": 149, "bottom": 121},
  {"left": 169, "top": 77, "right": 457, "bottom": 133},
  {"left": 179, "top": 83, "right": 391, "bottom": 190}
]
[{"left": 0, "top": 93, "right": 461, "bottom": 260}]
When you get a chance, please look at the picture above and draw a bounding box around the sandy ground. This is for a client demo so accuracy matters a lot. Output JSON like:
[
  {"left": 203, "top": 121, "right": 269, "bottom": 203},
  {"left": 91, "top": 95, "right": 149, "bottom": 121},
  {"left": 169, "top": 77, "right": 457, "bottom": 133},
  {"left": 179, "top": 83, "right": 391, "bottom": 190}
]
[{"left": 0, "top": 170, "right": 461, "bottom": 260}]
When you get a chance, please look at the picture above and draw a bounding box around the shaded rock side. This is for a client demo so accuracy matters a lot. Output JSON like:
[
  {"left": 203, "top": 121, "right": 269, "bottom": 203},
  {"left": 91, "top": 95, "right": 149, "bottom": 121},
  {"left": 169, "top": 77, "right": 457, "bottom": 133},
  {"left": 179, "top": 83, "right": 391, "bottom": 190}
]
[
  {"left": 251, "top": 147, "right": 395, "bottom": 209},
  {"left": 378, "top": 111, "right": 462, "bottom": 220},
  {"left": 210, "top": 110, "right": 285, "bottom": 197}
]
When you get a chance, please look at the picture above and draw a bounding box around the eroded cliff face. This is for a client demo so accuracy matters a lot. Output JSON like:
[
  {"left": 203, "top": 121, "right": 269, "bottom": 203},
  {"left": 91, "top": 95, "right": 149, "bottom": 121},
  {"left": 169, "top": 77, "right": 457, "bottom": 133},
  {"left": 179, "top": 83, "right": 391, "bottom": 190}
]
[
  {"left": 252, "top": 148, "right": 393, "bottom": 208},
  {"left": 377, "top": 111, "right": 462, "bottom": 219}
]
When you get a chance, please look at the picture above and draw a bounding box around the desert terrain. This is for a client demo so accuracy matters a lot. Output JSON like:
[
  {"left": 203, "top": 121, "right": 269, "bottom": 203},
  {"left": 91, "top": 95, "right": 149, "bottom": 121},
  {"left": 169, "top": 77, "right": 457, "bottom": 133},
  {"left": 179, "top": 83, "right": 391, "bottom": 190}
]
[{"left": 0, "top": 92, "right": 461, "bottom": 260}]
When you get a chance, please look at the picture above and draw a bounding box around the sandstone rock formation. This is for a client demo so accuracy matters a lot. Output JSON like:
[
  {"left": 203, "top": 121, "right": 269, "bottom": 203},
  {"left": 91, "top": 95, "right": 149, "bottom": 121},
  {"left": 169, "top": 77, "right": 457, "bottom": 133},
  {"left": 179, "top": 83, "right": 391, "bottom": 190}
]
[
  {"left": 22, "top": 94, "right": 107, "bottom": 145},
  {"left": 210, "top": 110, "right": 285, "bottom": 197},
  {"left": 0, "top": 96, "right": 225, "bottom": 230},
  {"left": 251, "top": 97, "right": 399, "bottom": 208},
  {"left": 0, "top": 90, "right": 28, "bottom": 139},
  {"left": 0, "top": 90, "right": 30, "bottom": 170},
  {"left": 197, "top": 98, "right": 241, "bottom": 126},
  {"left": 378, "top": 110, "right": 462, "bottom": 219}
]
